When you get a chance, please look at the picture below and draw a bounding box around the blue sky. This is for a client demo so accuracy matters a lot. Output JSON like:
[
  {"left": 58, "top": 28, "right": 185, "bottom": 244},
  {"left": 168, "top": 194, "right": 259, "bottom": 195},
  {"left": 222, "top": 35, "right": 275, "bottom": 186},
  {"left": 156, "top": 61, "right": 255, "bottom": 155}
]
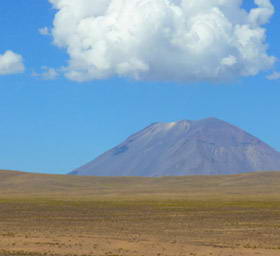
[{"left": 0, "top": 0, "right": 279, "bottom": 174}]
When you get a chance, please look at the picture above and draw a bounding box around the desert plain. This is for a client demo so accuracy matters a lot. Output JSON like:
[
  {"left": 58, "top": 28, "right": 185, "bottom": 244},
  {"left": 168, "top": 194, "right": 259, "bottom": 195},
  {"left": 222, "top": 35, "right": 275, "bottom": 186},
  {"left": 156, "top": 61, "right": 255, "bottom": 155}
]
[{"left": 0, "top": 170, "right": 280, "bottom": 256}]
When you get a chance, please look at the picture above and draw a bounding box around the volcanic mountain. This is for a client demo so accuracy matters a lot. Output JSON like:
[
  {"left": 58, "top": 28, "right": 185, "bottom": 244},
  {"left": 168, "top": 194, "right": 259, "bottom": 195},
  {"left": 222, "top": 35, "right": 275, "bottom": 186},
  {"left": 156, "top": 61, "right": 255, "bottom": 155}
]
[{"left": 71, "top": 118, "right": 280, "bottom": 176}]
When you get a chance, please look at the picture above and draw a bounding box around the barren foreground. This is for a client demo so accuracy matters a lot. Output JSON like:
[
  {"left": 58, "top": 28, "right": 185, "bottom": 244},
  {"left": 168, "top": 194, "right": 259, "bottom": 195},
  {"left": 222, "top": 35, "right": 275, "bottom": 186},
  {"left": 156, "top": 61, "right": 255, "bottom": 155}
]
[{"left": 0, "top": 170, "right": 280, "bottom": 255}]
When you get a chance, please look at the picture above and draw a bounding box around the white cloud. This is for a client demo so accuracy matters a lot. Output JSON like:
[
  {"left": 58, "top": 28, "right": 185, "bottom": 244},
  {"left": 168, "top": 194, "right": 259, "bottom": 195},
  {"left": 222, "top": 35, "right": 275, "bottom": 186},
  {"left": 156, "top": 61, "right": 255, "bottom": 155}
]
[
  {"left": 267, "top": 72, "right": 280, "bottom": 80},
  {"left": 39, "top": 27, "right": 51, "bottom": 36},
  {"left": 0, "top": 50, "right": 24, "bottom": 75},
  {"left": 49, "top": 0, "right": 276, "bottom": 83},
  {"left": 32, "top": 66, "right": 59, "bottom": 80}
]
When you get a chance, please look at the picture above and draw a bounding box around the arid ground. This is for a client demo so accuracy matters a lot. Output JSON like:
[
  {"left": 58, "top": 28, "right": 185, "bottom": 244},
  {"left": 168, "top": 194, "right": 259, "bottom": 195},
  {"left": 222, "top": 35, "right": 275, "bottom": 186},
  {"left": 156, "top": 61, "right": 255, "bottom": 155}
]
[{"left": 0, "top": 170, "right": 280, "bottom": 255}]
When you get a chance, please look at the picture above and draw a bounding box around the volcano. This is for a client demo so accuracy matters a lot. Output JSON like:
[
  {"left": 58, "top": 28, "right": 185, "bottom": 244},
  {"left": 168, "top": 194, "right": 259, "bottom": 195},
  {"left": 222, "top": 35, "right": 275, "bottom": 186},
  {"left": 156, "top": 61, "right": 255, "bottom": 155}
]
[{"left": 71, "top": 118, "right": 280, "bottom": 176}]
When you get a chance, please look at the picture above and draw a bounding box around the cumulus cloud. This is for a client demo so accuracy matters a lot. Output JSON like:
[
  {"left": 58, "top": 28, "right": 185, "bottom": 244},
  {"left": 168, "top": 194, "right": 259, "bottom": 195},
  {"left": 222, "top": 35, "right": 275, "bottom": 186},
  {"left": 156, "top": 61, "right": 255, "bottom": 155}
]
[
  {"left": 267, "top": 71, "right": 280, "bottom": 80},
  {"left": 0, "top": 50, "right": 24, "bottom": 75},
  {"left": 32, "top": 66, "right": 59, "bottom": 80},
  {"left": 49, "top": 0, "right": 276, "bottom": 83}
]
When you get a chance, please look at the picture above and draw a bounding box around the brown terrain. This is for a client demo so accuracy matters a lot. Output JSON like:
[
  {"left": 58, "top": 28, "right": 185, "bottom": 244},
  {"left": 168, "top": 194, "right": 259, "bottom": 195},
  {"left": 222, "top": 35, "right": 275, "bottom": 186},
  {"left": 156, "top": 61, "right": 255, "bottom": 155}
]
[{"left": 0, "top": 170, "right": 280, "bottom": 255}]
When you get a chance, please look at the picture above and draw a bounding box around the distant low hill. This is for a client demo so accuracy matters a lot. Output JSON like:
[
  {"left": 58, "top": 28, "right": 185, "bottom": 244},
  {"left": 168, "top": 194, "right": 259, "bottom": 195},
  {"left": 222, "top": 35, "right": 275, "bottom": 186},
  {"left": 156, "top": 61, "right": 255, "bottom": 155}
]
[
  {"left": 71, "top": 118, "right": 280, "bottom": 176},
  {"left": 1, "top": 170, "right": 280, "bottom": 199}
]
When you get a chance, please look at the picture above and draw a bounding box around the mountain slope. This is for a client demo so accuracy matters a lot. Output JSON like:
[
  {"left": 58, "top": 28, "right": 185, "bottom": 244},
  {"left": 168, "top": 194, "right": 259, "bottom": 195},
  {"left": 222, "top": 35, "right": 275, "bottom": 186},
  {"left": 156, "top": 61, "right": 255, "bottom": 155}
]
[{"left": 71, "top": 118, "right": 280, "bottom": 176}]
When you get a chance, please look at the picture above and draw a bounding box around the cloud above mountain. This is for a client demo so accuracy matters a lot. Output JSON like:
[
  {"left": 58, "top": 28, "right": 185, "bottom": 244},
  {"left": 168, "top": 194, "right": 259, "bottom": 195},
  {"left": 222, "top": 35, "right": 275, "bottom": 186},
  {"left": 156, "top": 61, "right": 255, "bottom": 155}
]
[
  {"left": 0, "top": 50, "right": 24, "bottom": 75},
  {"left": 49, "top": 0, "right": 276, "bottom": 83}
]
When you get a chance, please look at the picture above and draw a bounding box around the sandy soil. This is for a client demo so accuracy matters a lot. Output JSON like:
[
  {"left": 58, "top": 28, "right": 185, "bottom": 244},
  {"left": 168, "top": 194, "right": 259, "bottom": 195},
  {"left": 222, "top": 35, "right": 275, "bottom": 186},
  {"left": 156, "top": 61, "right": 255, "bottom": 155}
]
[{"left": 1, "top": 235, "right": 280, "bottom": 256}]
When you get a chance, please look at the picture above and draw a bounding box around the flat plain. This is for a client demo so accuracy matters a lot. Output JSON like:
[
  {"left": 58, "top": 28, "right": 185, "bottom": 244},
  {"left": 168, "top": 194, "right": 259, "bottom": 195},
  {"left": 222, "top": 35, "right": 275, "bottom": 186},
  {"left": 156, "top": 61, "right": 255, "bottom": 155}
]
[{"left": 0, "top": 170, "right": 280, "bottom": 256}]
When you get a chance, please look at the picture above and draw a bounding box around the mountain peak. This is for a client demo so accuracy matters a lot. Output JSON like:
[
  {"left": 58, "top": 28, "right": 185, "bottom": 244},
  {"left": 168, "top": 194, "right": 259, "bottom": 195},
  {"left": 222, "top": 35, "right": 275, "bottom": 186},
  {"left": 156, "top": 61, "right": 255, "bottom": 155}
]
[
  {"left": 153, "top": 117, "right": 230, "bottom": 127},
  {"left": 71, "top": 118, "right": 280, "bottom": 177}
]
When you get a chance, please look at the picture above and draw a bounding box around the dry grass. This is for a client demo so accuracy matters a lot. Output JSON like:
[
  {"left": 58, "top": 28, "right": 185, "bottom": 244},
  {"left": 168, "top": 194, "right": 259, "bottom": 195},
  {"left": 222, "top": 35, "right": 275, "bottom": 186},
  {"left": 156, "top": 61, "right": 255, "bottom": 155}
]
[{"left": 0, "top": 170, "right": 280, "bottom": 255}]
